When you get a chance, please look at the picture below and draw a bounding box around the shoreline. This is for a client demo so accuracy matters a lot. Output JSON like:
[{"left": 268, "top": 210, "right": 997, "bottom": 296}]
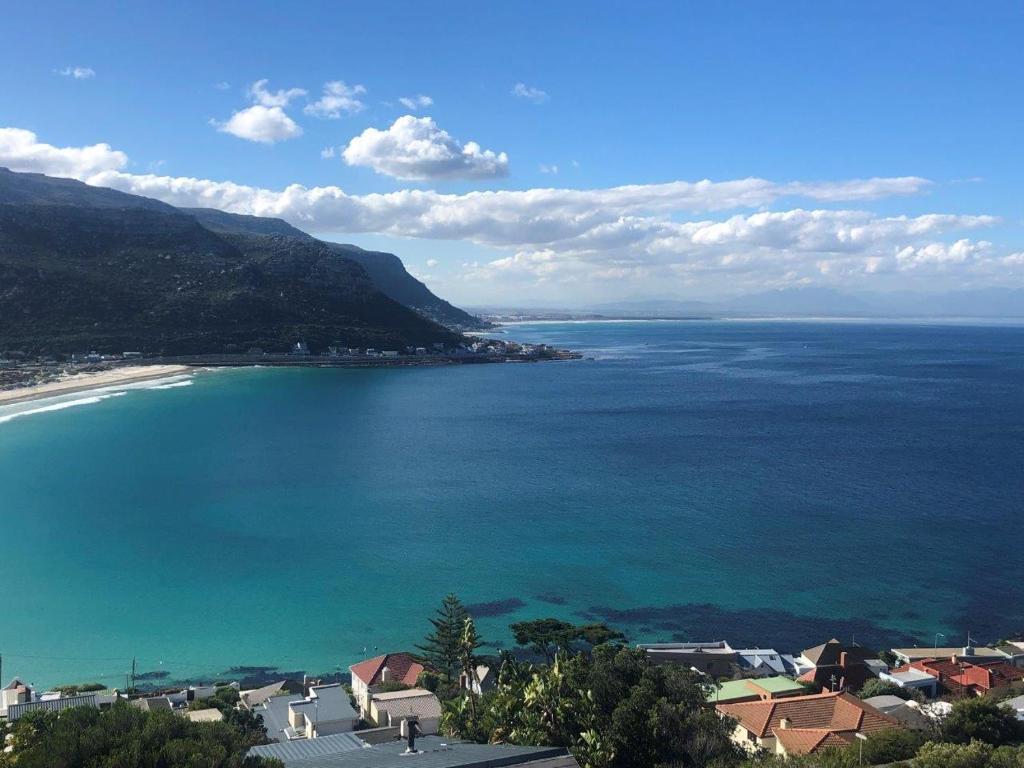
[{"left": 0, "top": 365, "right": 193, "bottom": 407}]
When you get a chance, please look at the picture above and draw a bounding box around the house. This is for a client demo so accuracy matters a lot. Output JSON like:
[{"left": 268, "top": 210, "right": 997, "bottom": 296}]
[
  {"left": 862, "top": 696, "right": 933, "bottom": 730},
  {"left": 638, "top": 641, "right": 738, "bottom": 677},
  {"left": 716, "top": 690, "right": 902, "bottom": 758},
  {"left": 996, "top": 644, "right": 1024, "bottom": 668},
  {"left": 258, "top": 683, "right": 359, "bottom": 741},
  {"left": 1, "top": 678, "right": 34, "bottom": 718},
  {"left": 890, "top": 657, "right": 1024, "bottom": 697},
  {"left": 349, "top": 653, "right": 425, "bottom": 719},
  {"left": 708, "top": 677, "right": 806, "bottom": 705},
  {"left": 6, "top": 693, "right": 99, "bottom": 722},
  {"left": 459, "top": 664, "right": 496, "bottom": 696},
  {"left": 241, "top": 680, "right": 288, "bottom": 709},
  {"left": 796, "top": 639, "right": 877, "bottom": 692},
  {"left": 891, "top": 645, "right": 1007, "bottom": 665},
  {"left": 733, "top": 648, "right": 799, "bottom": 677},
  {"left": 879, "top": 666, "right": 940, "bottom": 698},
  {"left": 132, "top": 695, "right": 176, "bottom": 712},
  {"left": 184, "top": 708, "right": 224, "bottom": 723},
  {"left": 1003, "top": 694, "right": 1024, "bottom": 722},
  {"left": 369, "top": 689, "right": 442, "bottom": 734},
  {"left": 249, "top": 734, "right": 578, "bottom": 768}
]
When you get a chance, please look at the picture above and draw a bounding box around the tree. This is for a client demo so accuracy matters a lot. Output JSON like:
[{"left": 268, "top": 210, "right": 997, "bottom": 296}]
[
  {"left": 857, "top": 677, "right": 921, "bottom": 701},
  {"left": 0, "top": 702, "right": 278, "bottom": 768},
  {"left": 510, "top": 619, "right": 626, "bottom": 662},
  {"left": 417, "top": 593, "right": 470, "bottom": 681},
  {"left": 459, "top": 616, "right": 484, "bottom": 719},
  {"left": 941, "top": 696, "right": 1024, "bottom": 747},
  {"left": 911, "top": 739, "right": 994, "bottom": 768},
  {"left": 451, "top": 645, "right": 739, "bottom": 768},
  {"left": 510, "top": 619, "right": 580, "bottom": 663}
]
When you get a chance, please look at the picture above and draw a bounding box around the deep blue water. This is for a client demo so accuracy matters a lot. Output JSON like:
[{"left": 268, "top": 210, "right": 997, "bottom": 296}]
[{"left": 1, "top": 320, "right": 1022, "bottom": 688}]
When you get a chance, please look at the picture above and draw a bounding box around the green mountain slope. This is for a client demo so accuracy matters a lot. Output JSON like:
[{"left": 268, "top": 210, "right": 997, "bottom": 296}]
[{"left": 0, "top": 168, "right": 462, "bottom": 355}]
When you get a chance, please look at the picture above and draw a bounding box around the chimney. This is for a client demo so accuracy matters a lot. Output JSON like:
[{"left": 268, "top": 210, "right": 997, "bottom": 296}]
[
  {"left": 839, "top": 651, "right": 848, "bottom": 668},
  {"left": 380, "top": 666, "right": 392, "bottom": 684},
  {"left": 779, "top": 717, "right": 791, "bottom": 730},
  {"left": 288, "top": 707, "right": 305, "bottom": 730},
  {"left": 402, "top": 716, "right": 421, "bottom": 753}
]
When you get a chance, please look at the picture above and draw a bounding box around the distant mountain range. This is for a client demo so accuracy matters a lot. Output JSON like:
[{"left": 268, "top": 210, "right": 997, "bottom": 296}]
[
  {"left": 593, "top": 286, "right": 1024, "bottom": 319},
  {"left": 0, "top": 168, "right": 484, "bottom": 356}
]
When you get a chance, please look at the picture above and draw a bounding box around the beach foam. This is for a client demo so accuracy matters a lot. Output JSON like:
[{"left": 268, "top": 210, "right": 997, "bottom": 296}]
[{"left": 0, "top": 391, "right": 127, "bottom": 424}]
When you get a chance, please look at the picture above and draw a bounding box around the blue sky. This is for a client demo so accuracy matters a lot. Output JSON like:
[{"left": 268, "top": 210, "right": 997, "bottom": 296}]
[{"left": 2, "top": 1, "right": 1022, "bottom": 305}]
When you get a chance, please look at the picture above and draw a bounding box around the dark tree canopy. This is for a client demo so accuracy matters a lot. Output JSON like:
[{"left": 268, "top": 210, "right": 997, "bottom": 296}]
[{"left": 0, "top": 703, "right": 278, "bottom": 768}]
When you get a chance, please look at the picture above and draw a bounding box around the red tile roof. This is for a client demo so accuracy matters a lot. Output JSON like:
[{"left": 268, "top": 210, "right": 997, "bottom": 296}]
[
  {"left": 774, "top": 727, "right": 856, "bottom": 755},
  {"left": 716, "top": 690, "right": 901, "bottom": 742},
  {"left": 898, "top": 658, "right": 1024, "bottom": 694},
  {"left": 349, "top": 653, "right": 424, "bottom": 686}
]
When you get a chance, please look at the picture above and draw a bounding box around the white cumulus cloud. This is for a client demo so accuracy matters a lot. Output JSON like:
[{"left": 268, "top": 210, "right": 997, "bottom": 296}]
[
  {"left": 342, "top": 115, "right": 509, "bottom": 180},
  {"left": 511, "top": 83, "right": 549, "bottom": 103},
  {"left": 58, "top": 66, "right": 95, "bottom": 80},
  {"left": 0, "top": 127, "right": 126, "bottom": 177},
  {"left": 215, "top": 105, "right": 302, "bottom": 144},
  {"left": 4, "top": 127, "right": 1020, "bottom": 295},
  {"left": 305, "top": 81, "right": 366, "bottom": 118},
  {"left": 398, "top": 94, "right": 433, "bottom": 111},
  {"left": 248, "top": 79, "right": 306, "bottom": 107}
]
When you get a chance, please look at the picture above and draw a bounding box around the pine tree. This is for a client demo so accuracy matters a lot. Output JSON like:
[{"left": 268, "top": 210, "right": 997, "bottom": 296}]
[{"left": 416, "top": 593, "right": 469, "bottom": 681}]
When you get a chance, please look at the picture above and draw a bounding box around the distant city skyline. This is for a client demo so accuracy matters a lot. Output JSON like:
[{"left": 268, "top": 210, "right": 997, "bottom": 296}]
[{"left": 2, "top": 0, "right": 1022, "bottom": 305}]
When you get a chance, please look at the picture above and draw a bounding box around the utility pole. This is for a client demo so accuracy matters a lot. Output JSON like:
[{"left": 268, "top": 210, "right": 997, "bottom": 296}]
[{"left": 130, "top": 658, "right": 136, "bottom": 693}]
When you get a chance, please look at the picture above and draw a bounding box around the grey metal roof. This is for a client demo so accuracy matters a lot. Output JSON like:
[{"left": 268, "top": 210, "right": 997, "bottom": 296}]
[
  {"left": 260, "top": 694, "right": 300, "bottom": 741},
  {"left": 249, "top": 736, "right": 570, "bottom": 768},
  {"left": 305, "top": 684, "right": 359, "bottom": 722},
  {"left": 249, "top": 731, "right": 367, "bottom": 762},
  {"left": 7, "top": 694, "right": 98, "bottom": 722}
]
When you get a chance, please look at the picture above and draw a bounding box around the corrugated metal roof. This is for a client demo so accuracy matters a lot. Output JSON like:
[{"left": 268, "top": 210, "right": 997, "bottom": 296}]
[
  {"left": 7, "top": 694, "right": 98, "bottom": 722},
  {"left": 249, "top": 735, "right": 570, "bottom": 768},
  {"left": 249, "top": 731, "right": 367, "bottom": 761}
]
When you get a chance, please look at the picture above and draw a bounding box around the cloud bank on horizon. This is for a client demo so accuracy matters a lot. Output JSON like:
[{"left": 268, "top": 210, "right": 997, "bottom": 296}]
[{"left": 1, "top": 126, "right": 1020, "bottom": 298}]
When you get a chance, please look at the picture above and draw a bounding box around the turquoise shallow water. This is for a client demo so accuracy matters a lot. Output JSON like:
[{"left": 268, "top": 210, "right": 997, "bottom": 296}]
[{"left": 2, "top": 320, "right": 1023, "bottom": 688}]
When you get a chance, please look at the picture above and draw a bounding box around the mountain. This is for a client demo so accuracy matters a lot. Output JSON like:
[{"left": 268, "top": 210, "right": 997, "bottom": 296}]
[
  {"left": 185, "top": 208, "right": 486, "bottom": 330},
  {"left": 0, "top": 168, "right": 464, "bottom": 356}
]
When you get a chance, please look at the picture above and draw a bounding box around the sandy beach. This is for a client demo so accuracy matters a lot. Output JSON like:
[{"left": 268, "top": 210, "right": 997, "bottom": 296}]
[{"left": 0, "top": 365, "right": 193, "bottom": 406}]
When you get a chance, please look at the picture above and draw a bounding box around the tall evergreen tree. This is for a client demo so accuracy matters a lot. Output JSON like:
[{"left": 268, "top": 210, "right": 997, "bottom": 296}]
[{"left": 416, "top": 593, "right": 469, "bottom": 681}]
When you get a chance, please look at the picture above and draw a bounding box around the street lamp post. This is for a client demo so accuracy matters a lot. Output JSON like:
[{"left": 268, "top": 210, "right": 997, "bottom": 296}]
[
  {"left": 934, "top": 632, "right": 945, "bottom": 653},
  {"left": 856, "top": 732, "right": 868, "bottom": 765}
]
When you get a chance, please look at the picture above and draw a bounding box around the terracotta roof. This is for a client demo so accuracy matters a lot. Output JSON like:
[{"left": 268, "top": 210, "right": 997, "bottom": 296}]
[
  {"left": 774, "top": 727, "right": 856, "bottom": 755},
  {"left": 349, "top": 653, "right": 424, "bottom": 686},
  {"left": 716, "top": 691, "right": 900, "bottom": 739}
]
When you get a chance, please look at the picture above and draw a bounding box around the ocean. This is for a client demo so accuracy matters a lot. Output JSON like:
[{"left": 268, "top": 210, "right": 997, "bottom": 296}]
[{"left": 1, "top": 319, "right": 1022, "bottom": 689}]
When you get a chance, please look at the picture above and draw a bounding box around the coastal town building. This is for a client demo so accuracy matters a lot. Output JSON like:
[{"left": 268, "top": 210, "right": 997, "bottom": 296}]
[
  {"left": 368, "top": 689, "right": 442, "bottom": 734},
  {"left": 862, "top": 695, "right": 933, "bottom": 730},
  {"left": 888, "top": 657, "right": 1024, "bottom": 697},
  {"left": 249, "top": 734, "right": 579, "bottom": 768},
  {"left": 1004, "top": 694, "right": 1024, "bottom": 722},
  {"left": 459, "top": 664, "right": 496, "bottom": 696},
  {"left": 795, "top": 639, "right": 877, "bottom": 692},
  {"left": 184, "top": 708, "right": 224, "bottom": 723},
  {"left": 890, "top": 645, "right": 1008, "bottom": 665},
  {"left": 258, "top": 683, "right": 359, "bottom": 741},
  {"left": 1, "top": 678, "right": 33, "bottom": 718},
  {"left": 733, "top": 648, "right": 801, "bottom": 677},
  {"left": 638, "top": 641, "right": 738, "bottom": 677},
  {"left": 716, "top": 690, "right": 902, "bottom": 757},
  {"left": 708, "top": 676, "right": 806, "bottom": 705},
  {"left": 6, "top": 693, "right": 100, "bottom": 723},
  {"left": 349, "top": 653, "right": 426, "bottom": 719},
  {"left": 879, "top": 666, "right": 941, "bottom": 698}
]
